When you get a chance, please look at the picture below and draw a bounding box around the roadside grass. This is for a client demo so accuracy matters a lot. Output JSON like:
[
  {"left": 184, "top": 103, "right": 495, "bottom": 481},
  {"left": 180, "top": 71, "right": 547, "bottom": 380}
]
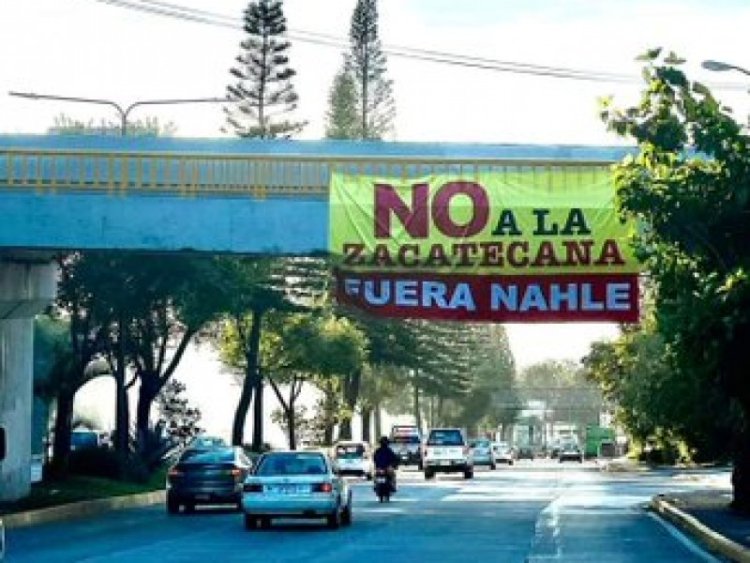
[{"left": 0, "top": 468, "right": 167, "bottom": 515}]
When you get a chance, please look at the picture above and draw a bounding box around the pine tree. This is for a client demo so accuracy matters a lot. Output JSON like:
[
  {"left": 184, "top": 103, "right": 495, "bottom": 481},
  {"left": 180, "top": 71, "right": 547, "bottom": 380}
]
[
  {"left": 225, "top": 0, "right": 306, "bottom": 138},
  {"left": 346, "top": 0, "right": 395, "bottom": 140},
  {"left": 325, "top": 67, "right": 360, "bottom": 139}
]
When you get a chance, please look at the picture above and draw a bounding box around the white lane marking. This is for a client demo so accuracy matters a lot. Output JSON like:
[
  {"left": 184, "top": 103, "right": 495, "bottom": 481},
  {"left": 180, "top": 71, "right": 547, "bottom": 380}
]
[{"left": 646, "top": 512, "right": 721, "bottom": 563}]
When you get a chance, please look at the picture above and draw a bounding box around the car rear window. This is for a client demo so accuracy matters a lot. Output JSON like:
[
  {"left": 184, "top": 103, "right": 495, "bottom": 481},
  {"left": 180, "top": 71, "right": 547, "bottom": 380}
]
[
  {"left": 427, "top": 430, "right": 464, "bottom": 446},
  {"left": 391, "top": 435, "right": 420, "bottom": 445},
  {"left": 335, "top": 444, "right": 365, "bottom": 459},
  {"left": 180, "top": 449, "right": 235, "bottom": 463},
  {"left": 255, "top": 453, "right": 327, "bottom": 476},
  {"left": 471, "top": 439, "right": 490, "bottom": 448}
]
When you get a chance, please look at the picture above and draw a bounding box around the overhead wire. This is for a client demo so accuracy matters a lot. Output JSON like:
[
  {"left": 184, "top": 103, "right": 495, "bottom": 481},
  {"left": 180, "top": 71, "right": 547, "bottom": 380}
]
[
  {"left": 137, "top": 0, "right": 634, "bottom": 82},
  {"left": 90, "top": 0, "right": 749, "bottom": 90},
  {"left": 91, "top": 0, "right": 636, "bottom": 83}
]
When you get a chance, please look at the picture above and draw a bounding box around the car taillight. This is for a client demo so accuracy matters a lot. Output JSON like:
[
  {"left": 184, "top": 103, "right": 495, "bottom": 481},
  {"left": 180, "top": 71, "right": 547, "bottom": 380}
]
[
  {"left": 168, "top": 468, "right": 183, "bottom": 479},
  {"left": 229, "top": 468, "right": 242, "bottom": 478},
  {"left": 243, "top": 483, "right": 263, "bottom": 493},
  {"left": 313, "top": 482, "right": 333, "bottom": 493}
]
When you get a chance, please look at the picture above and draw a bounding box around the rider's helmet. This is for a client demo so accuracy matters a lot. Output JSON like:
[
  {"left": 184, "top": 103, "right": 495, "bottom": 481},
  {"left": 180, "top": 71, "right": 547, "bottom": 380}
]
[{"left": 379, "top": 436, "right": 390, "bottom": 447}]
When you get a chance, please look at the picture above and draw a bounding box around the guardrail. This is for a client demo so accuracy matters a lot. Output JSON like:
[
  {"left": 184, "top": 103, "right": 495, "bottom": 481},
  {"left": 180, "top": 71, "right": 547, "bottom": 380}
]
[{"left": 1, "top": 149, "right": 613, "bottom": 197}]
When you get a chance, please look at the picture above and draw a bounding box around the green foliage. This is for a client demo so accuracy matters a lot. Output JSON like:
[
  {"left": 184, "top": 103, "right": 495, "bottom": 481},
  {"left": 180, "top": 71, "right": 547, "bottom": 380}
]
[
  {"left": 33, "top": 314, "right": 76, "bottom": 402},
  {"left": 600, "top": 51, "right": 750, "bottom": 478},
  {"left": 325, "top": 66, "right": 360, "bottom": 139},
  {"left": 48, "top": 113, "right": 176, "bottom": 136},
  {"left": 225, "top": 0, "right": 306, "bottom": 138},
  {"left": 346, "top": 0, "right": 395, "bottom": 139},
  {"left": 583, "top": 324, "right": 736, "bottom": 462},
  {"left": 517, "top": 359, "right": 602, "bottom": 438},
  {"left": 155, "top": 379, "right": 202, "bottom": 451}
]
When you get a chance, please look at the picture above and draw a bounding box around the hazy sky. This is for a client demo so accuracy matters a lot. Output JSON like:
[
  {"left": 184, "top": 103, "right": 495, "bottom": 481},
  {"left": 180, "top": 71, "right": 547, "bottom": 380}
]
[
  {"left": 3, "top": 0, "right": 750, "bottom": 141},
  {"left": 5, "top": 1, "right": 750, "bottom": 431}
]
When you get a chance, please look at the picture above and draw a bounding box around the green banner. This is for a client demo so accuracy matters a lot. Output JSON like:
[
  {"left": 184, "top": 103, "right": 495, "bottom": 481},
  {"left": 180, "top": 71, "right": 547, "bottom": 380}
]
[{"left": 330, "top": 169, "right": 639, "bottom": 276}]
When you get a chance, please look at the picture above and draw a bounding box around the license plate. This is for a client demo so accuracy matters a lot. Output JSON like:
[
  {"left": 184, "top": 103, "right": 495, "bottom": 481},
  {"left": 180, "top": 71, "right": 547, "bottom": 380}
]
[
  {"left": 195, "top": 494, "right": 211, "bottom": 501},
  {"left": 268, "top": 485, "right": 309, "bottom": 495},
  {"left": 375, "top": 477, "right": 387, "bottom": 484}
]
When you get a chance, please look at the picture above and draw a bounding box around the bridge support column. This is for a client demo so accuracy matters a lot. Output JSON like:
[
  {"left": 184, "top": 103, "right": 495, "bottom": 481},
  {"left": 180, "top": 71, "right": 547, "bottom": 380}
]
[{"left": 0, "top": 256, "right": 56, "bottom": 502}]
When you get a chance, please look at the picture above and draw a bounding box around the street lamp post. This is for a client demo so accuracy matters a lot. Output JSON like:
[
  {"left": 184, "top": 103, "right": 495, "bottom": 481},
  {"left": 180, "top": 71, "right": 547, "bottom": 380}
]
[
  {"left": 702, "top": 60, "right": 750, "bottom": 78},
  {"left": 8, "top": 91, "right": 226, "bottom": 136}
]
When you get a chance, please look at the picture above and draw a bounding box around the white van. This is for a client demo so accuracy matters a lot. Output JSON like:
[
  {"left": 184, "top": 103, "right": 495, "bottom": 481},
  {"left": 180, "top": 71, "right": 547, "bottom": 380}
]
[{"left": 423, "top": 428, "right": 473, "bottom": 480}]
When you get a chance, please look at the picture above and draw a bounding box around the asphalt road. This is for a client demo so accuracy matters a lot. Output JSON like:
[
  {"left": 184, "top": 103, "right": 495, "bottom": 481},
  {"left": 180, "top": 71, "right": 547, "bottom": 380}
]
[{"left": 6, "top": 461, "right": 725, "bottom": 562}]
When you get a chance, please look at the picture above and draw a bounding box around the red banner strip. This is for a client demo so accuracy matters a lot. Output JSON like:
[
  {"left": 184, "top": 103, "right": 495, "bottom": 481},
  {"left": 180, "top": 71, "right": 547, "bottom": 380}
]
[{"left": 335, "top": 271, "right": 640, "bottom": 323}]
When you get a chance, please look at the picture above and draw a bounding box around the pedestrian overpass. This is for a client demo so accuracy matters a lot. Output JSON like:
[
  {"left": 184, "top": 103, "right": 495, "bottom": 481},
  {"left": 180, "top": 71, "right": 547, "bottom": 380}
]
[{"left": 0, "top": 135, "right": 632, "bottom": 501}]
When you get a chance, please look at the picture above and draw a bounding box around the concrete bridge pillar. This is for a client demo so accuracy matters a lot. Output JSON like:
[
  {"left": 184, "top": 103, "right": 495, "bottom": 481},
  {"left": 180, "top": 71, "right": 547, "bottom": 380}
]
[{"left": 0, "top": 255, "right": 56, "bottom": 502}]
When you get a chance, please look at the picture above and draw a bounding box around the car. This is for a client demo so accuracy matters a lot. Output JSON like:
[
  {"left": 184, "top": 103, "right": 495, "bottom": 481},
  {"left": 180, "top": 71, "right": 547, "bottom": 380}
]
[
  {"left": 516, "top": 445, "right": 535, "bottom": 460},
  {"left": 558, "top": 442, "right": 584, "bottom": 463},
  {"left": 332, "top": 441, "right": 373, "bottom": 479},
  {"left": 241, "top": 451, "right": 352, "bottom": 530},
  {"left": 389, "top": 425, "right": 423, "bottom": 467},
  {"left": 423, "top": 428, "right": 473, "bottom": 480},
  {"left": 70, "top": 429, "right": 104, "bottom": 451},
  {"left": 492, "top": 441, "right": 515, "bottom": 465},
  {"left": 469, "top": 438, "right": 496, "bottom": 469},
  {"left": 166, "top": 446, "right": 252, "bottom": 514}
]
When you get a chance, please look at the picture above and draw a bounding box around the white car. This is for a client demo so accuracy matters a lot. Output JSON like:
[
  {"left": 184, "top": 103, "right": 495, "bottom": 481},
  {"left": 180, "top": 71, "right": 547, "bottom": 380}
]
[
  {"left": 332, "top": 441, "right": 373, "bottom": 479},
  {"left": 492, "top": 442, "right": 515, "bottom": 465},
  {"left": 241, "top": 451, "right": 352, "bottom": 530},
  {"left": 423, "top": 428, "right": 473, "bottom": 480}
]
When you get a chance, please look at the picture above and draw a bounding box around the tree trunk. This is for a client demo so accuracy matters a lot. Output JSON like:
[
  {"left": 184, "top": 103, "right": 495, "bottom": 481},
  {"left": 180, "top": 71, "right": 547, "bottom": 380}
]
[
  {"left": 252, "top": 376, "right": 264, "bottom": 451},
  {"left": 114, "top": 369, "right": 129, "bottom": 456},
  {"left": 414, "top": 383, "right": 422, "bottom": 434},
  {"left": 287, "top": 401, "right": 296, "bottom": 451},
  {"left": 135, "top": 372, "right": 160, "bottom": 450},
  {"left": 338, "top": 419, "right": 352, "bottom": 441},
  {"left": 232, "top": 378, "right": 254, "bottom": 446},
  {"left": 50, "top": 389, "right": 75, "bottom": 476},
  {"left": 339, "top": 370, "right": 362, "bottom": 441},
  {"left": 323, "top": 387, "right": 336, "bottom": 446},
  {"left": 232, "top": 311, "right": 263, "bottom": 447},
  {"left": 374, "top": 403, "right": 382, "bottom": 440},
  {"left": 361, "top": 407, "right": 372, "bottom": 443},
  {"left": 113, "top": 314, "right": 129, "bottom": 456}
]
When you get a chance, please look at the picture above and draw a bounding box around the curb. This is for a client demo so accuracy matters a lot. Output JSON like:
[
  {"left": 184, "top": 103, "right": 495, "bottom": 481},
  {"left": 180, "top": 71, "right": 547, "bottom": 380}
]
[
  {"left": 1, "top": 490, "right": 165, "bottom": 530},
  {"left": 650, "top": 495, "right": 750, "bottom": 563}
]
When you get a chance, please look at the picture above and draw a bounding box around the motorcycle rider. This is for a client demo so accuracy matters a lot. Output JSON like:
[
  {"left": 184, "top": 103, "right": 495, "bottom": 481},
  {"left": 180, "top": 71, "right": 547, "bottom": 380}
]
[{"left": 373, "top": 436, "right": 399, "bottom": 492}]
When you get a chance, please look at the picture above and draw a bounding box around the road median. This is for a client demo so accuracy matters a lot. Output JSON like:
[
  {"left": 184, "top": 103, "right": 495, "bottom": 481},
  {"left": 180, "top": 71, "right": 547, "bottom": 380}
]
[{"left": 2, "top": 490, "right": 165, "bottom": 529}]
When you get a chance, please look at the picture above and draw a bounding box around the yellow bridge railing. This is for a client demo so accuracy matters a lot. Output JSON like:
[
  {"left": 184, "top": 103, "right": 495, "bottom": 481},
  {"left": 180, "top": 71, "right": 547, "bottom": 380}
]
[{"left": 1, "top": 148, "right": 614, "bottom": 197}]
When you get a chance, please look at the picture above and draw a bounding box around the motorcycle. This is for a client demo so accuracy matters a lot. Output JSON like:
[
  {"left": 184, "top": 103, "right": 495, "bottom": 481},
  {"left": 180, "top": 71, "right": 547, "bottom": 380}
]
[{"left": 373, "top": 468, "right": 394, "bottom": 502}]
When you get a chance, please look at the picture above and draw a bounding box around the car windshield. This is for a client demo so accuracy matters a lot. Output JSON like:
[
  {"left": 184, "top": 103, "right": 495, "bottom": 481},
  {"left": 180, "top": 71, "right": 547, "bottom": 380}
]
[
  {"left": 180, "top": 448, "right": 235, "bottom": 464},
  {"left": 255, "top": 453, "right": 328, "bottom": 476},
  {"left": 427, "top": 430, "right": 464, "bottom": 446},
  {"left": 190, "top": 436, "right": 227, "bottom": 449},
  {"left": 335, "top": 444, "right": 365, "bottom": 459},
  {"left": 391, "top": 435, "right": 420, "bottom": 445},
  {"left": 71, "top": 432, "right": 98, "bottom": 448}
]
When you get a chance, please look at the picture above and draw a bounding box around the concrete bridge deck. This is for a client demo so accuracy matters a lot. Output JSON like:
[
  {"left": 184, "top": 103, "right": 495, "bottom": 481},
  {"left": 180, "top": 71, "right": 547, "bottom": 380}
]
[{"left": 0, "top": 136, "right": 632, "bottom": 254}]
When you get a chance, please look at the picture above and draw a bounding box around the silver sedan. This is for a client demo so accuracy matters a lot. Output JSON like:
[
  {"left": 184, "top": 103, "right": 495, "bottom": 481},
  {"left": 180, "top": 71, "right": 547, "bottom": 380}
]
[{"left": 241, "top": 451, "right": 352, "bottom": 530}]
